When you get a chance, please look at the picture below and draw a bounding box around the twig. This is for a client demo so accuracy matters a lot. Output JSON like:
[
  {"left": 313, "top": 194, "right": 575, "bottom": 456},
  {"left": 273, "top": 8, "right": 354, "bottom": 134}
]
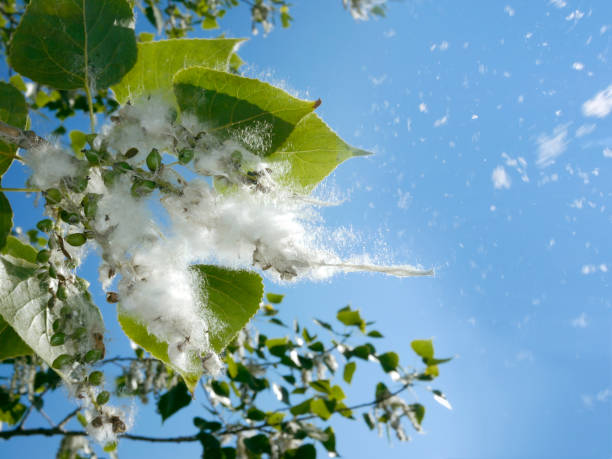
[{"left": 0, "top": 120, "right": 47, "bottom": 150}]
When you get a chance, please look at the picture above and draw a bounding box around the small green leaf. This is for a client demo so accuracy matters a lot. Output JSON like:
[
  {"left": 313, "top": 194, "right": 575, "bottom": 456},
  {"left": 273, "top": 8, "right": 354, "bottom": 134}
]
[
  {"left": 246, "top": 407, "right": 266, "bottom": 421},
  {"left": 9, "top": 75, "right": 26, "bottom": 92},
  {"left": 409, "top": 403, "right": 425, "bottom": 426},
  {"left": 378, "top": 352, "right": 399, "bottom": 373},
  {"left": 50, "top": 333, "right": 65, "bottom": 346},
  {"left": 211, "top": 380, "right": 230, "bottom": 398},
  {"left": 266, "top": 293, "right": 285, "bottom": 304},
  {"left": 310, "top": 398, "right": 332, "bottom": 420},
  {"left": 88, "top": 371, "right": 103, "bottom": 386},
  {"left": 336, "top": 306, "right": 366, "bottom": 332},
  {"left": 157, "top": 381, "right": 191, "bottom": 422},
  {"left": 290, "top": 398, "right": 312, "bottom": 416},
  {"left": 84, "top": 349, "right": 103, "bottom": 363},
  {"left": 2, "top": 237, "right": 37, "bottom": 264},
  {"left": 202, "top": 17, "right": 219, "bottom": 30},
  {"left": 411, "top": 339, "right": 434, "bottom": 360},
  {"left": 243, "top": 434, "right": 271, "bottom": 454},
  {"left": 178, "top": 148, "right": 194, "bottom": 164},
  {"left": 367, "top": 330, "right": 384, "bottom": 338},
  {"left": 51, "top": 354, "right": 73, "bottom": 369},
  {"left": 284, "top": 444, "right": 316, "bottom": 459},
  {"left": 0, "top": 193, "right": 12, "bottom": 250},
  {"left": 321, "top": 426, "right": 337, "bottom": 455},
  {"left": 343, "top": 361, "right": 356, "bottom": 384},
  {"left": 69, "top": 130, "right": 87, "bottom": 158},
  {"left": 9, "top": 0, "right": 137, "bottom": 90}
]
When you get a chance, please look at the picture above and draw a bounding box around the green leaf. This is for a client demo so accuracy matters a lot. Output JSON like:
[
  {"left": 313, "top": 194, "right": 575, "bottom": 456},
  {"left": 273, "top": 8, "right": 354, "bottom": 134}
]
[
  {"left": 0, "top": 315, "right": 32, "bottom": 360},
  {"left": 321, "top": 426, "right": 337, "bottom": 456},
  {"left": 0, "top": 82, "right": 27, "bottom": 178},
  {"left": 69, "top": 130, "right": 87, "bottom": 158},
  {"left": 266, "top": 293, "right": 284, "bottom": 304},
  {"left": 310, "top": 398, "right": 332, "bottom": 420},
  {"left": 343, "top": 361, "right": 356, "bottom": 384},
  {"left": 0, "top": 193, "right": 12, "bottom": 250},
  {"left": 0, "top": 254, "right": 104, "bottom": 380},
  {"left": 0, "top": 388, "right": 26, "bottom": 425},
  {"left": 117, "top": 311, "right": 200, "bottom": 392},
  {"left": 336, "top": 305, "right": 366, "bottom": 332},
  {"left": 411, "top": 339, "right": 434, "bottom": 360},
  {"left": 191, "top": 265, "right": 263, "bottom": 353},
  {"left": 363, "top": 412, "right": 375, "bottom": 430},
  {"left": 289, "top": 398, "right": 312, "bottom": 416},
  {"left": 174, "top": 67, "right": 318, "bottom": 156},
  {"left": 268, "top": 112, "right": 370, "bottom": 191},
  {"left": 378, "top": 352, "right": 399, "bottom": 373},
  {"left": 409, "top": 403, "right": 425, "bottom": 427},
  {"left": 157, "top": 381, "right": 191, "bottom": 422},
  {"left": 8, "top": 0, "right": 137, "bottom": 90},
  {"left": 111, "top": 38, "right": 243, "bottom": 104},
  {"left": 283, "top": 444, "right": 316, "bottom": 459},
  {"left": 243, "top": 434, "right": 271, "bottom": 455}
]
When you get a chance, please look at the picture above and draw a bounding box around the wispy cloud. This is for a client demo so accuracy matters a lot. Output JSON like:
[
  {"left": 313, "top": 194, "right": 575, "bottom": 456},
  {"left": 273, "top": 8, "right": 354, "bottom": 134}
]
[
  {"left": 492, "top": 166, "right": 511, "bottom": 189},
  {"left": 571, "top": 312, "right": 588, "bottom": 328},
  {"left": 582, "top": 84, "right": 612, "bottom": 118},
  {"left": 536, "top": 124, "right": 570, "bottom": 168}
]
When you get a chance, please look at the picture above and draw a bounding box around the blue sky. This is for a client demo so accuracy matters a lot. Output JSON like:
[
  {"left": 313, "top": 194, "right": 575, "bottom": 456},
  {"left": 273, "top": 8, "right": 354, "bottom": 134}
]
[{"left": 2, "top": 1, "right": 611, "bottom": 458}]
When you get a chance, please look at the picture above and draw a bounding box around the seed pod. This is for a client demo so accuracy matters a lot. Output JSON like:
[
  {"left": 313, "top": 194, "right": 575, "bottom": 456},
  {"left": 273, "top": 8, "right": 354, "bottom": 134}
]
[
  {"left": 102, "top": 170, "right": 118, "bottom": 187},
  {"left": 72, "top": 327, "right": 87, "bottom": 340},
  {"left": 48, "top": 265, "right": 57, "bottom": 279},
  {"left": 67, "top": 176, "right": 89, "bottom": 193},
  {"left": 59, "top": 210, "right": 80, "bottom": 225},
  {"left": 45, "top": 188, "right": 62, "bottom": 204},
  {"left": 50, "top": 333, "right": 65, "bottom": 346},
  {"left": 93, "top": 332, "right": 105, "bottom": 358},
  {"left": 65, "top": 233, "right": 87, "bottom": 246},
  {"left": 84, "top": 349, "right": 103, "bottom": 363},
  {"left": 81, "top": 193, "right": 101, "bottom": 219},
  {"left": 178, "top": 148, "right": 194, "bottom": 164},
  {"left": 85, "top": 150, "right": 100, "bottom": 165},
  {"left": 124, "top": 147, "right": 139, "bottom": 158},
  {"left": 146, "top": 148, "right": 162, "bottom": 172},
  {"left": 106, "top": 292, "right": 119, "bottom": 303},
  {"left": 36, "top": 249, "right": 51, "bottom": 264},
  {"left": 56, "top": 284, "right": 67, "bottom": 301},
  {"left": 52, "top": 319, "right": 63, "bottom": 332},
  {"left": 131, "top": 179, "right": 156, "bottom": 197},
  {"left": 88, "top": 371, "right": 103, "bottom": 386},
  {"left": 36, "top": 219, "right": 53, "bottom": 233},
  {"left": 114, "top": 161, "right": 133, "bottom": 172},
  {"left": 51, "top": 354, "right": 73, "bottom": 369},
  {"left": 96, "top": 391, "right": 110, "bottom": 405}
]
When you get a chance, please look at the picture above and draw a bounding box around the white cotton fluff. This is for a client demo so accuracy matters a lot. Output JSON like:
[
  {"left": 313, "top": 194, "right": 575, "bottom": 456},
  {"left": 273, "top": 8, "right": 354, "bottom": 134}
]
[{"left": 25, "top": 143, "right": 80, "bottom": 189}]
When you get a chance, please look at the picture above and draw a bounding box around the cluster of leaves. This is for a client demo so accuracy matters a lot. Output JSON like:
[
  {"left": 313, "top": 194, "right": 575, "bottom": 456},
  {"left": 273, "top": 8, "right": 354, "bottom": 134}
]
[
  {"left": 0, "top": 296, "right": 451, "bottom": 458},
  {"left": 0, "top": 0, "right": 447, "bottom": 456}
]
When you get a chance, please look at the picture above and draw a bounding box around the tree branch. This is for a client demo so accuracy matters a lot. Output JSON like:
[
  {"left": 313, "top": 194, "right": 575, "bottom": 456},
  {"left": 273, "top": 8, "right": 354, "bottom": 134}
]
[{"left": 0, "top": 120, "right": 47, "bottom": 151}]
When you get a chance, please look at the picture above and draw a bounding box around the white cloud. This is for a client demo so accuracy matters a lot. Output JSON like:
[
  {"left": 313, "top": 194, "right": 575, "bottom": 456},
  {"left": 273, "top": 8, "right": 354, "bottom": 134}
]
[
  {"left": 575, "top": 124, "right": 596, "bottom": 138},
  {"left": 571, "top": 312, "right": 588, "bottom": 328},
  {"left": 492, "top": 166, "right": 511, "bottom": 189},
  {"left": 536, "top": 124, "right": 569, "bottom": 168},
  {"left": 549, "top": 0, "right": 566, "bottom": 8},
  {"left": 433, "top": 114, "right": 448, "bottom": 127},
  {"left": 582, "top": 84, "right": 612, "bottom": 118}
]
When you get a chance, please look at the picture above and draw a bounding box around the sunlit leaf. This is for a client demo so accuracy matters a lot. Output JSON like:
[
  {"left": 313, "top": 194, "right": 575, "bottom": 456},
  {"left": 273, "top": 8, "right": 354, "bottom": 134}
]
[
  {"left": 112, "top": 38, "right": 243, "bottom": 104},
  {"left": 157, "top": 381, "right": 191, "bottom": 422}
]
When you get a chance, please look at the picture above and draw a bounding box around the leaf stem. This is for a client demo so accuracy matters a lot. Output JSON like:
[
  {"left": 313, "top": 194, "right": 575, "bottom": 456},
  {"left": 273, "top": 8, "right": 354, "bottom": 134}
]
[
  {"left": 0, "top": 150, "right": 24, "bottom": 162},
  {"left": 82, "top": 0, "right": 95, "bottom": 133},
  {"left": 0, "top": 187, "right": 40, "bottom": 192}
]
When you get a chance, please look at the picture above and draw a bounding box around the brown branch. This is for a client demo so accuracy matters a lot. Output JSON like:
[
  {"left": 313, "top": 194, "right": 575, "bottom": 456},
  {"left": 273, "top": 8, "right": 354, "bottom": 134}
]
[
  {"left": 0, "top": 120, "right": 47, "bottom": 150},
  {"left": 0, "top": 382, "right": 412, "bottom": 442}
]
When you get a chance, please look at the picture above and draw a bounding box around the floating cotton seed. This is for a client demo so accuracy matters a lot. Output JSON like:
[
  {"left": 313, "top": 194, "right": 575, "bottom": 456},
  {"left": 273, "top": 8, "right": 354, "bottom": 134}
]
[
  {"left": 45, "top": 188, "right": 62, "bottom": 204},
  {"left": 106, "top": 292, "right": 119, "bottom": 303},
  {"left": 51, "top": 354, "right": 73, "bottom": 369},
  {"left": 91, "top": 416, "right": 103, "bottom": 428},
  {"left": 50, "top": 332, "right": 65, "bottom": 346},
  {"left": 96, "top": 391, "right": 110, "bottom": 405},
  {"left": 84, "top": 349, "right": 103, "bottom": 363},
  {"left": 36, "top": 219, "right": 53, "bottom": 233},
  {"left": 88, "top": 371, "right": 103, "bottom": 386},
  {"left": 178, "top": 148, "right": 194, "bottom": 164},
  {"left": 36, "top": 249, "right": 51, "bottom": 264},
  {"left": 65, "top": 233, "right": 87, "bottom": 246},
  {"left": 146, "top": 148, "right": 162, "bottom": 172},
  {"left": 124, "top": 147, "right": 139, "bottom": 158}
]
